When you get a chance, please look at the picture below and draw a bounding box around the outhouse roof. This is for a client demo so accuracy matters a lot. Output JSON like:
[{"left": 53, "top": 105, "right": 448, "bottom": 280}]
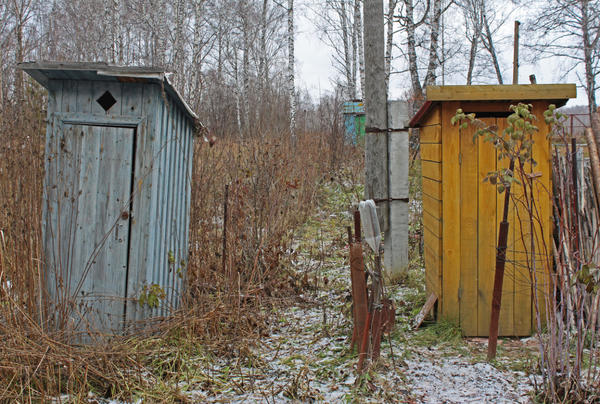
[
  {"left": 18, "top": 61, "right": 200, "bottom": 123},
  {"left": 409, "top": 84, "right": 577, "bottom": 127}
]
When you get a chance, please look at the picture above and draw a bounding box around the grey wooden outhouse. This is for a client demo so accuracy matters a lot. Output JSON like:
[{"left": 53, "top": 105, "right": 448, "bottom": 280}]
[{"left": 20, "top": 62, "right": 198, "bottom": 336}]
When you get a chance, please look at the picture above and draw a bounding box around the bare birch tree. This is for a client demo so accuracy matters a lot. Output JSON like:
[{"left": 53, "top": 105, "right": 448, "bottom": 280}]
[
  {"left": 385, "top": 0, "right": 397, "bottom": 94},
  {"left": 355, "top": 0, "right": 365, "bottom": 98},
  {"left": 287, "top": 0, "right": 296, "bottom": 144},
  {"left": 526, "top": 0, "right": 600, "bottom": 146},
  {"left": 461, "top": 0, "right": 483, "bottom": 84},
  {"left": 315, "top": 0, "right": 361, "bottom": 100}
]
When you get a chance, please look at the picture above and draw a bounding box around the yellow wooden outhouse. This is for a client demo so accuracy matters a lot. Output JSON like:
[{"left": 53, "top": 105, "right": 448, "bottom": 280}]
[{"left": 409, "top": 84, "right": 576, "bottom": 336}]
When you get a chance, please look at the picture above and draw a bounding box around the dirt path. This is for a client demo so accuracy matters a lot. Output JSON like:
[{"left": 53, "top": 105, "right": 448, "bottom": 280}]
[{"left": 181, "top": 184, "right": 538, "bottom": 403}]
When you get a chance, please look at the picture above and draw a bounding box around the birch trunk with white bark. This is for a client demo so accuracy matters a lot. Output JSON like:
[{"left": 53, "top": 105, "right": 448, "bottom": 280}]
[{"left": 288, "top": 0, "right": 296, "bottom": 145}]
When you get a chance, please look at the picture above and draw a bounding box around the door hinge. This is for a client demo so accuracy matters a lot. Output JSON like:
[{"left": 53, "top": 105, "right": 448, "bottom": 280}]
[{"left": 458, "top": 152, "right": 462, "bottom": 165}]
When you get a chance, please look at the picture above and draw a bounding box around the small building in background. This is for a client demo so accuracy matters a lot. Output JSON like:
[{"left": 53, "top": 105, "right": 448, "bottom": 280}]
[
  {"left": 342, "top": 100, "right": 365, "bottom": 145},
  {"left": 409, "top": 84, "right": 576, "bottom": 337},
  {"left": 20, "top": 62, "right": 198, "bottom": 338}
]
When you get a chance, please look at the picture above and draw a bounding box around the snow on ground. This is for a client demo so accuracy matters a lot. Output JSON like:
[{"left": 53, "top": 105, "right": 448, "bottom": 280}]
[
  {"left": 85, "top": 184, "right": 539, "bottom": 403},
  {"left": 178, "top": 187, "right": 539, "bottom": 403},
  {"left": 405, "top": 352, "right": 532, "bottom": 403}
]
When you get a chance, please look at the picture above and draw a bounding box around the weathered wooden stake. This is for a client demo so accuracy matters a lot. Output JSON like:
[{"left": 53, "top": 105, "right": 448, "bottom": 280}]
[{"left": 488, "top": 159, "right": 515, "bottom": 360}]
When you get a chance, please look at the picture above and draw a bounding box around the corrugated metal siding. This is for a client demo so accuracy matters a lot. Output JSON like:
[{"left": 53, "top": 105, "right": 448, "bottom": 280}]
[
  {"left": 132, "top": 88, "right": 194, "bottom": 320},
  {"left": 39, "top": 75, "right": 195, "bottom": 334}
]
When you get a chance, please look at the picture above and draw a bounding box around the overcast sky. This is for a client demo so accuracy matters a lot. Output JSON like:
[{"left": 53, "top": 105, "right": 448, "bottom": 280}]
[{"left": 295, "top": 4, "right": 589, "bottom": 107}]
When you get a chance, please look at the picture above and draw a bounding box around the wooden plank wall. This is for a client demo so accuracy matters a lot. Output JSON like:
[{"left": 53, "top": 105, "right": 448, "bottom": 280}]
[
  {"left": 420, "top": 106, "right": 443, "bottom": 309},
  {"left": 431, "top": 101, "right": 553, "bottom": 337}
]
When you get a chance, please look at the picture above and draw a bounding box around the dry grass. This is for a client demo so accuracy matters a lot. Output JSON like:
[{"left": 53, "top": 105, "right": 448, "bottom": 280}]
[{"left": 0, "top": 91, "right": 362, "bottom": 400}]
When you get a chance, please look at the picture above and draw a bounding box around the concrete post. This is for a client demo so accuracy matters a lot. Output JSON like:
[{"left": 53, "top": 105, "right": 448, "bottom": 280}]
[
  {"left": 385, "top": 100, "right": 410, "bottom": 282},
  {"left": 363, "top": 0, "right": 389, "bottom": 232}
]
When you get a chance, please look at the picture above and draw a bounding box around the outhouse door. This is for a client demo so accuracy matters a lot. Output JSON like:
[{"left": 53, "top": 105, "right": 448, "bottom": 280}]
[
  {"left": 49, "top": 120, "right": 136, "bottom": 333},
  {"left": 453, "top": 115, "right": 532, "bottom": 337}
]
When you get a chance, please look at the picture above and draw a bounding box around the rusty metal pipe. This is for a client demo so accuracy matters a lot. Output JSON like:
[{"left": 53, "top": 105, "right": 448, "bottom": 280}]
[
  {"left": 488, "top": 159, "right": 515, "bottom": 360},
  {"left": 350, "top": 243, "right": 368, "bottom": 352}
]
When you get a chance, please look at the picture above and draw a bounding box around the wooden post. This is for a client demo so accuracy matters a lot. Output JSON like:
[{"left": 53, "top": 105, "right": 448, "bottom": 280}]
[
  {"left": 513, "top": 21, "right": 520, "bottom": 85},
  {"left": 363, "top": 0, "right": 389, "bottom": 231}
]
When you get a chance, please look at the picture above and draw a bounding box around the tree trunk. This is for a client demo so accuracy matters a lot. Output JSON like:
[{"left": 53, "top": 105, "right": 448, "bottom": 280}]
[
  {"left": 173, "top": 0, "right": 186, "bottom": 93},
  {"left": 13, "top": 1, "right": 26, "bottom": 102},
  {"left": 405, "top": 0, "right": 422, "bottom": 99},
  {"left": 581, "top": 1, "right": 600, "bottom": 149},
  {"left": 339, "top": 1, "right": 354, "bottom": 99},
  {"left": 355, "top": 0, "right": 365, "bottom": 99},
  {"left": 259, "top": 0, "right": 268, "bottom": 101},
  {"left": 423, "top": 0, "right": 442, "bottom": 87},
  {"left": 482, "top": 11, "right": 503, "bottom": 84},
  {"left": 288, "top": 0, "right": 296, "bottom": 145},
  {"left": 242, "top": 21, "right": 250, "bottom": 131},
  {"left": 385, "top": 0, "right": 396, "bottom": 96}
]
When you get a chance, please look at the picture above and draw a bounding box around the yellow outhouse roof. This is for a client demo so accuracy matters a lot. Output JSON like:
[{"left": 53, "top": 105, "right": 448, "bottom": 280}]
[{"left": 410, "top": 84, "right": 577, "bottom": 127}]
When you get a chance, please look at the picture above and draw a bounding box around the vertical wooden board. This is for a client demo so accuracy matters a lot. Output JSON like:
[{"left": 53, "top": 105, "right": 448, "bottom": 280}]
[
  {"left": 127, "top": 84, "right": 158, "bottom": 322},
  {"left": 57, "top": 121, "right": 81, "bottom": 288},
  {"left": 121, "top": 83, "right": 143, "bottom": 116},
  {"left": 122, "top": 84, "right": 147, "bottom": 322},
  {"left": 530, "top": 102, "right": 553, "bottom": 332},
  {"left": 441, "top": 102, "right": 461, "bottom": 323},
  {"left": 496, "top": 118, "right": 515, "bottom": 337},
  {"left": 43, "top": 82, "right": 60, "bottom": 305},
  {"left": 512, "top": 138, "right": 533, "bottom": 337},
  {"left": 74, "top": 124, "right": 101, "bottom": 311},
  {"left": 91, "top": 125, "right": 134, "bottom": 332},
  {"left": 60, "top": 80, "right": 78, "bottom": 112},
  {"left": 477, "top": 119, "right": 498, "bottom": 336},
  {"left": 459, "top": 119, "right": 479, "bottom": 335},
  {"left": 57, "top": 79, "right": 80, "bottom": 286},
  {"left": 76, "top": 80, "right": 93, "bottom": 113}
]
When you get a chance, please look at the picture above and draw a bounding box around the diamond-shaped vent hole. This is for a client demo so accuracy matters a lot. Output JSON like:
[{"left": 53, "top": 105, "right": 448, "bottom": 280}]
[{"left": 96, "top": 91, "right": 117, "bottom": 112}]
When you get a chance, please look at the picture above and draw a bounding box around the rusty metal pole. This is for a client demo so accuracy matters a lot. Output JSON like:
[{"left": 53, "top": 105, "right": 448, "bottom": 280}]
[
  {"left": 488, "top": 159, "right": 515, "bottom": 360},
  {"left": 350, "top": 243, "right": 368, "bottom": 352},
  {"left": 354, "top": 209, "right": 362, "bottom": 242},
  {"left": 370, "top": 245, "right": 384, "bottom": 361}
]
